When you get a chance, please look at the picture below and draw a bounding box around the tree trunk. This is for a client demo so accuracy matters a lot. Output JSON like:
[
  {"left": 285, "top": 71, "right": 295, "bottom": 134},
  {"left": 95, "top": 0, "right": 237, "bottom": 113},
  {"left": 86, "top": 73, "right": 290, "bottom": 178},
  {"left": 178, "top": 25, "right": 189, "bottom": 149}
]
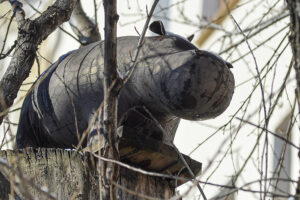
[{"left": 0, "top": 148, "right": 176, "bottom": 200}]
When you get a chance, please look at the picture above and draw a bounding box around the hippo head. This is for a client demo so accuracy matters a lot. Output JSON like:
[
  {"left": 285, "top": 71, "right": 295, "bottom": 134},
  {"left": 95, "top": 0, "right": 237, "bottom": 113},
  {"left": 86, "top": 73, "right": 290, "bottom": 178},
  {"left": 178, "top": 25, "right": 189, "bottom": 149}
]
[{"left": 159, "top": 49, "right": 235, "bottom": 121}]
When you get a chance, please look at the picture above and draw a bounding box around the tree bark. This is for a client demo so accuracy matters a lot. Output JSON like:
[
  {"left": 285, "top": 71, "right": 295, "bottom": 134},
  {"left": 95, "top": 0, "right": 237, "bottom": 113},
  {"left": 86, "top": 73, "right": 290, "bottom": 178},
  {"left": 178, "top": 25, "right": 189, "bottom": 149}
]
[
  {"left": 0, "top": 149, "right": 175, "bottom": 200},
  {"left": 286, "top": 1, "right": 300, "bottom": 105},
  {"left": 0, "top": 0, "right": 77, "bottom": 125},
  {"left": 286, "top": 0, "right": 300, "bottom": 199},
  {"left": 102, "top": 0, "right": 120, "bottom": 199},
  {"left": 69, "top": 0, "right": 101, "bottom": 45}
]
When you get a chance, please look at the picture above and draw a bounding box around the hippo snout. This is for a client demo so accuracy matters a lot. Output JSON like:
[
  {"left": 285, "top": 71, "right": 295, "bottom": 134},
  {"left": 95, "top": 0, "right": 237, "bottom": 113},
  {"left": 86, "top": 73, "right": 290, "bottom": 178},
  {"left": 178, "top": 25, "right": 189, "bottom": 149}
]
[{"left": 161, "top": 50, "right": 235, "bottom": 120}]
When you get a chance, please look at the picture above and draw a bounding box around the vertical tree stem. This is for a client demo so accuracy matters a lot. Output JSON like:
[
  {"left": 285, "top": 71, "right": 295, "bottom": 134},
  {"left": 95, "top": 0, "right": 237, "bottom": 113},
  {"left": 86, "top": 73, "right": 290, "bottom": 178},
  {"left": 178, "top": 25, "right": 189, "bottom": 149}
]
[
  {"left": 286, "top": 0, "right": 300, "bottom": 199},
  {"left": 103, "top": 0, "right": 119, "bottom": 199}
]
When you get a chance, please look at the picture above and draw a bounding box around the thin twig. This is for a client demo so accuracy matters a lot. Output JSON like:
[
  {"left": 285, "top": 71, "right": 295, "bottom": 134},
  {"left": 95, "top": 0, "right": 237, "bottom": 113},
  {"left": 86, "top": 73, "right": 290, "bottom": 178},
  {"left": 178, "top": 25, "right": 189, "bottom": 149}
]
[
  {"left": 0, "top": 41, "right": 16, "bottom": 60},
  {"left": 228, "top": 7, "right": 269, "bottom": 199},
  {"left": 122, "top": 0, "right": 160, "bottom": 82},
  {"left": 0, "top": 13, "right": 14, "bottom": 56},
  {"left": 235, "top": 117, "right": 300, "bottom": 150},
  {"left": 93, "top": 154, "right": 299, "bottom": 198},
  {"left": 93, "top": 0, "right": 98, "bottom": 30}
]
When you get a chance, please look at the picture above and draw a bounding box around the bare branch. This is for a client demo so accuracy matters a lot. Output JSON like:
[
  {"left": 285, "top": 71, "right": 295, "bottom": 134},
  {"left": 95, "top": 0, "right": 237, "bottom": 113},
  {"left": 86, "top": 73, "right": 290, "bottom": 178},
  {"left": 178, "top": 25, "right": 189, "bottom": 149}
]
[
  {"left": 102, "top": 0, "right": 119, "bottom": 199},
  {"left": 236, "top": 117, "right": 300, "bottom": 150},
  {"left": 286, "top": 0, "right": 300, "bottom": 111},
  {"left": 286, "top": 1, "right": 300, "bottom": 198},
  {"left": 122, "top": 0, "right": 160, "bottom": 82},
  {"left": 0, "top": 0, "right": 77, "bottom": 124},
  {"left": 69, "top": 0, "right": 101, "bottom": 45}
]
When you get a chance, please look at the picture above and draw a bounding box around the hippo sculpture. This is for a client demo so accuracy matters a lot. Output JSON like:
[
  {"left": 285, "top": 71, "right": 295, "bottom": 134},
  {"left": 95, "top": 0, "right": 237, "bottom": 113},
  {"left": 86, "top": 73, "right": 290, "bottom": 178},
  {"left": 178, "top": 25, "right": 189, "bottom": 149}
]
[{"left": 16, "top": 22, "right": 235, "bottom": 149}]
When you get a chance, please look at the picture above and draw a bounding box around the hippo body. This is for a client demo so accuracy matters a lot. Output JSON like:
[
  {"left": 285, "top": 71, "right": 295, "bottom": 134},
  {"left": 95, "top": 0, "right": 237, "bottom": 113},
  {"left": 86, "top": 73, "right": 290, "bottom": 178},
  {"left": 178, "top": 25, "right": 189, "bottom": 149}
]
[{"left": 16, "top": 36, "right": 234, "bottom": 148}]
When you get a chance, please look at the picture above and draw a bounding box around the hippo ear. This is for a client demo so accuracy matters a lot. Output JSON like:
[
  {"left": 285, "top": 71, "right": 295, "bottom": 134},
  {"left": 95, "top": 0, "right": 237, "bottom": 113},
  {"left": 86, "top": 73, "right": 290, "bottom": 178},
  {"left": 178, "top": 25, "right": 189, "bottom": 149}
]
[
  {"left": 187, "top": 34, "right": 194, "bottom": 42},
  {"left": 149, "top": 20, "right": 166, "bottom": 36}
]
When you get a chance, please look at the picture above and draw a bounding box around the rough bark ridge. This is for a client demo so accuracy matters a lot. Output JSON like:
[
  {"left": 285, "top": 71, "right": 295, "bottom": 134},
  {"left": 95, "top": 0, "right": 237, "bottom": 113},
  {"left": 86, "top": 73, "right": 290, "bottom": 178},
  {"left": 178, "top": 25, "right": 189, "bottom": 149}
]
[
  {"left": 0, "top": 149, "right": 175, "bottom": 200},
  {"left": 0, "top": 0, "right": 77, "bottom": 124},
  {"left": 286, "top": 0, "right": 300, "bottom": 198}
]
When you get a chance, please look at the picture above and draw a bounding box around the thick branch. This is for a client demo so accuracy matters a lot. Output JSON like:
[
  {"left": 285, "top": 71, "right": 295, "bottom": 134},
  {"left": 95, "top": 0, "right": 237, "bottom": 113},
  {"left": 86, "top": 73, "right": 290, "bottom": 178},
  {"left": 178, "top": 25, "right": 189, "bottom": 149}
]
[
  {"left": 69, "top": 0, "right": 101, "bottom": 45},
  {"left": 0, "top": 0, "right": 77, "bottom": 124}
]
